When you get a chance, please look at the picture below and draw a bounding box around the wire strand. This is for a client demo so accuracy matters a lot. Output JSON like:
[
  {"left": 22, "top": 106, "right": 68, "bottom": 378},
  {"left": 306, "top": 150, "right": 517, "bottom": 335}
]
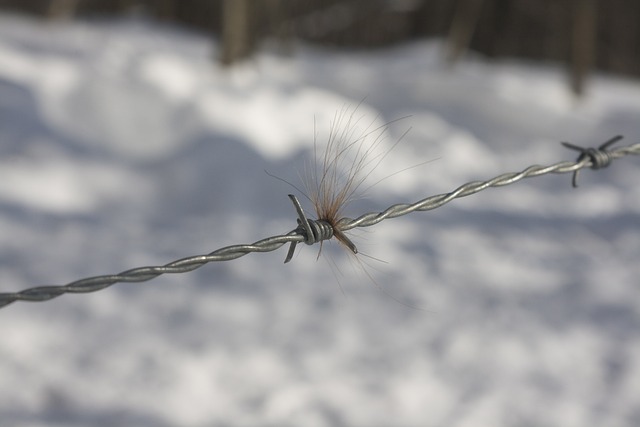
[{"left": 1, "top": 139, "right": 638, "bottom": 309}]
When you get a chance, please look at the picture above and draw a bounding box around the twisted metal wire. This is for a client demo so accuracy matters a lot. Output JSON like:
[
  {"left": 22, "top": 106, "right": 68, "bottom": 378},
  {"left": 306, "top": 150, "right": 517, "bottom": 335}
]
[
  {"left": 1, "top": 138, "right": 638, "bottom": 309},
  {"left": 339, "top": 136, "right": 638, "bottom": 231},
  {"left": 0, "top": 233, "right": 305, "bottom": 309}
]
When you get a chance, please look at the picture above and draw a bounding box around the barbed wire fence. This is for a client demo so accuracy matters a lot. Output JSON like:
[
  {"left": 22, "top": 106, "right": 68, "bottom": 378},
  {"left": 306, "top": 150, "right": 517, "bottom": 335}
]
[{"left": 1, "top": 136, "right": 638, "bottom": 309}]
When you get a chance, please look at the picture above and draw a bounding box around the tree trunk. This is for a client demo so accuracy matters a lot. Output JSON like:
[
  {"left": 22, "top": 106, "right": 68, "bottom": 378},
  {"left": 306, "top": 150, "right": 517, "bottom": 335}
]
[
  {"left": 569, "top": 0, "right": 597, "bottom": 96},
  {"left": 219, "top": 0, "right": 253, "bottom": 66},
  {"left": 446, "top": 0, "right": 485, "bottom": 64},
  {"left": 47, "top": 0, "right": 80, "bottom": 20}
]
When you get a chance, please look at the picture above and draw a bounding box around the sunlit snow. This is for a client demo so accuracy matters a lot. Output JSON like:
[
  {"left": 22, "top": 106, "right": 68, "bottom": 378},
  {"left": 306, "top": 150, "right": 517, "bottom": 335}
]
[{"left": 0, "top": 12, "right": 639, "bottom": 427}]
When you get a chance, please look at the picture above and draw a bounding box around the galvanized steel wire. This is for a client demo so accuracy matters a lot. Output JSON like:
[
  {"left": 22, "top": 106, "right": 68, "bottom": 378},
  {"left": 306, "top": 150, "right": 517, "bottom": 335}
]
[{"left": 1, "top": 137, "right": 638, "bottom": 309}]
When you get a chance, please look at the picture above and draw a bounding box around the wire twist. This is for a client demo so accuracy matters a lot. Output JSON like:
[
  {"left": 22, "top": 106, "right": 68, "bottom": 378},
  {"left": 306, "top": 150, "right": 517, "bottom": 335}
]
[
  {"left": 561, "top": 135, "right": 622, "bottom": 187},
  {"left": 1, "top": 137, "right": 638, "bottom": 309},
  {"left": 284, "top": 194, "right": 334, "bottom": 263}
]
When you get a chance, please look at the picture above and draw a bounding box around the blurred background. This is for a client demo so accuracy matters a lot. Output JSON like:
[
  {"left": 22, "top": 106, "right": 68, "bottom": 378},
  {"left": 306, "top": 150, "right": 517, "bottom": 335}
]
[
  {"left": 1, "top": 0, "right": 639, "bottom": 94},
  {"left": 1, "top": 1, "right": 639, "bottom": 427}
]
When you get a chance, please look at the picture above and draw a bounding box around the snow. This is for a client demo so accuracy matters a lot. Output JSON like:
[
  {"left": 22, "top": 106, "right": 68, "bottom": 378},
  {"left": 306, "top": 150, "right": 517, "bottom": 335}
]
[{"left": 0, "top": 12, "right": 639, "bottom": 427}]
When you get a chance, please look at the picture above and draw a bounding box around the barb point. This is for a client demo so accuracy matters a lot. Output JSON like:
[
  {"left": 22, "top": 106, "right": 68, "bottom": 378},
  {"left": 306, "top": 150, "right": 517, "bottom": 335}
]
[{"left": 561, "top": 135, "right": 623, "bottom": 187}]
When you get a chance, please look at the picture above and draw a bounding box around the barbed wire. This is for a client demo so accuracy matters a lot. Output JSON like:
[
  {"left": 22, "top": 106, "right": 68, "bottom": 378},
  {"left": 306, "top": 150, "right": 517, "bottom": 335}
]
[{"left": 1, "top": 137, "right": 638, "bottom": 309}]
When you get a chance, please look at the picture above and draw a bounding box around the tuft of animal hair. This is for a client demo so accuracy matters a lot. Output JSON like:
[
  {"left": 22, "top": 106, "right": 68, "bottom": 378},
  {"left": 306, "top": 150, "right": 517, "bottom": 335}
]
[{"left": 304, "top": 104, "right": 407, "bottom": 257}]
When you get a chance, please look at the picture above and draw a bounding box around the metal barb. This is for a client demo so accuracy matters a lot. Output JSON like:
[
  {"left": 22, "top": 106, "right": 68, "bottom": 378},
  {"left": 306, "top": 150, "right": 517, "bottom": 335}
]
[
  {"left": 561, "top": 135, "right": 623, "bottom": 188},
  {"left": 284, "top": 194, "right": 334, "bottom": 263}
]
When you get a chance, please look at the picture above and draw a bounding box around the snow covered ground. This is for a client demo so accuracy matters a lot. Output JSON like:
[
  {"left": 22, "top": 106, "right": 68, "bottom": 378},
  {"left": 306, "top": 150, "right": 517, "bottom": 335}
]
[{"left": 0, "top": 12, "right": 639, "bottom": 427}]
